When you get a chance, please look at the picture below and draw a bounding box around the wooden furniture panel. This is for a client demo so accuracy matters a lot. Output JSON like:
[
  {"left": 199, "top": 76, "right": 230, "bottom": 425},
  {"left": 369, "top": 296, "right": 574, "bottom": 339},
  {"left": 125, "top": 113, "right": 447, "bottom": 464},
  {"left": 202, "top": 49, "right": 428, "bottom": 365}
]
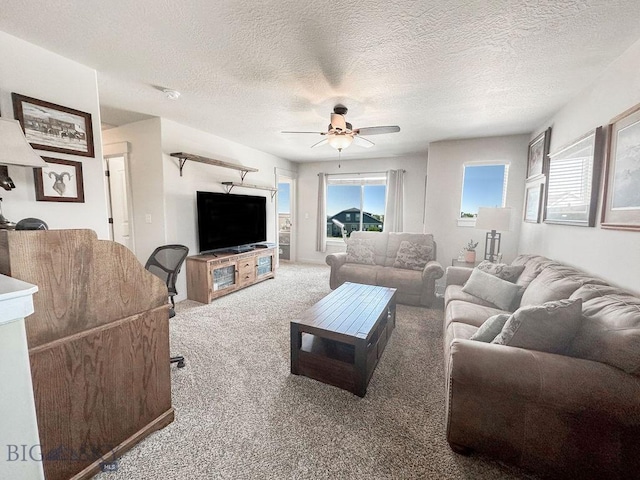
[
  {"left": 186, "top": 247, "right": 275, "bottom": 303},
  {"left": 291, "top": 282, "right": 397, "bottom": 397},
  {"left": 0, "top": 229, "right": 173, "bottom": 480}
]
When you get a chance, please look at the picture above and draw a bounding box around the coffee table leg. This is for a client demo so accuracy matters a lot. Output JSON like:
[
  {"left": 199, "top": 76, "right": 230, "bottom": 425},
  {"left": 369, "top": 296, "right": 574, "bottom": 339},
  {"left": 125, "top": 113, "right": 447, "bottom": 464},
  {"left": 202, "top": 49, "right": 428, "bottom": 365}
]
[
  {"left": 354, "top": 338, "right": 367, "bottom": 397},
  {"left": 290, "top": 322, "right": 300, "bottom": 375}
]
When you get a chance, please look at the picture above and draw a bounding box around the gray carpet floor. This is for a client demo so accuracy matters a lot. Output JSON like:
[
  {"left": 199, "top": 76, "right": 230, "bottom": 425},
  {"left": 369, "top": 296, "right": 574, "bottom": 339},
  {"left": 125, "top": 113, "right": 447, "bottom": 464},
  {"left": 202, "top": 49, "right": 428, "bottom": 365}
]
[{"left": 94, "top": 262, "right": 537, "bottom": 479}]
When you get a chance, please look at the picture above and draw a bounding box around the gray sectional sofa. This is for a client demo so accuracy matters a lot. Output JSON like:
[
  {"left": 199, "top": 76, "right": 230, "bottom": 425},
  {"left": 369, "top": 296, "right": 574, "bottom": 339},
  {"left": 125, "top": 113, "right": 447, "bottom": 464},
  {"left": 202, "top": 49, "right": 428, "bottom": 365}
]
[
  {"left": 325, "top": 231, "right": 444, "bottom": 307},
  {"left": 444, "top": 254, "right": 640, "bottom": 479}
]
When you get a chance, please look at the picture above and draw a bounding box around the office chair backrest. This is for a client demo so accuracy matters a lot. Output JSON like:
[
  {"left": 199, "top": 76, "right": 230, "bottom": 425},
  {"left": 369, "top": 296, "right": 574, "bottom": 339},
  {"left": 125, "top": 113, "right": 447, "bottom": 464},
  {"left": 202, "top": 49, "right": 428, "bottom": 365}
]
[{"left": 144, "top": 244, "right": 189, "bottom": 299}]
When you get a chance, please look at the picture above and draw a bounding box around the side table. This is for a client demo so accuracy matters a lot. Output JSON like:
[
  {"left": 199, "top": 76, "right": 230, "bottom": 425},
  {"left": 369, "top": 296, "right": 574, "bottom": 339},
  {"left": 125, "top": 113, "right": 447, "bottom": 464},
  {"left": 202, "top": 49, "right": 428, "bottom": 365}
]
[{"left": 451, "top": 259, "right": 481, "bottom": 267}]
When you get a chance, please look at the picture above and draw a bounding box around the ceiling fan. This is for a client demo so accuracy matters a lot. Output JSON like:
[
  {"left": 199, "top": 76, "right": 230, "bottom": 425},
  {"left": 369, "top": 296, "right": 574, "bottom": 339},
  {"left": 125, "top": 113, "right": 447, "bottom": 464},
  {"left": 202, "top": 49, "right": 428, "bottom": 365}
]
[{"left": 282, "top": 105, "right": 400, "bottom": 151}]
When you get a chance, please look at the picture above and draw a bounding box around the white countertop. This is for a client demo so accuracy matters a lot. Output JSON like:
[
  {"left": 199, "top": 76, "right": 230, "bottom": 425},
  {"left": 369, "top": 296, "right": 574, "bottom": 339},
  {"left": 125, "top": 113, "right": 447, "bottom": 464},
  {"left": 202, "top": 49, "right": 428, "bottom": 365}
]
[{"left": 0, "top": 274, "right": 38, "bottom": 325}]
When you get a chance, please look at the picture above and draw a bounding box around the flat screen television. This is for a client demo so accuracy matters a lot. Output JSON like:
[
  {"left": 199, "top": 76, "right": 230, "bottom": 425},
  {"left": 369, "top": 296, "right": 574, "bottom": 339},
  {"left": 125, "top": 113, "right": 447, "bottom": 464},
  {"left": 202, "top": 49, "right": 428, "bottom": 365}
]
[{"left": 197, "top": 191, "right": 267, "bottom": 253}]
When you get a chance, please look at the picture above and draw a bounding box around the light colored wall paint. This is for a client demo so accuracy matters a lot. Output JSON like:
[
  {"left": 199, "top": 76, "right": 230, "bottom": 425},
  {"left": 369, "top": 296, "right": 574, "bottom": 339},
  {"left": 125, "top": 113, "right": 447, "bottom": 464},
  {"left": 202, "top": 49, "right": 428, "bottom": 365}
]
[
  {"left": 426, "top": 135, "right": 529, "bottom": 284},
  {"left": 102, "top": 118, "right": 166, "bottom": 264},
  {"left": 296, "top": 154, "right": 428, "bottom": 264},
  {"left": 160, "top": 118, "right": 295, "bottom": 300},
  {"left": 520, "top": 38, "right": 640, "bottom": 294},
  {"left": 0, "top": 31, "right": 109, "bottom": 237}
]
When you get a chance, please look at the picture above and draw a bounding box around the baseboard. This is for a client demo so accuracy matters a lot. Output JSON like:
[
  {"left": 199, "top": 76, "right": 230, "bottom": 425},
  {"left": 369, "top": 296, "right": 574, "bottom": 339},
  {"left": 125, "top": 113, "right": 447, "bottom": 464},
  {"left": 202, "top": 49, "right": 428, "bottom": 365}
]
[{"left": 70, "top": 408, "right": 175, "bottom": 480}]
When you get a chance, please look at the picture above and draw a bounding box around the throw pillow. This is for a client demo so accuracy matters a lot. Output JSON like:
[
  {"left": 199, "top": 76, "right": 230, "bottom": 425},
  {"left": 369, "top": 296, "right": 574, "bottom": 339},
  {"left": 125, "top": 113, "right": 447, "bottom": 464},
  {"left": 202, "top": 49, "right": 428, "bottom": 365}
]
[
  {"left": 345, "top": 238, "right": 376, "bottom": 265},
  {"left": 470, "top": 314, "right": 511, "bottom": 342},
  {"left": 476, "top": 260, "right": 525, "bottom": 283},
  {"left": 492, "top": 298, "right": 583, "bottom": 354},
  {"left": 392, "top": 240, "right": 433, "bottom": 271},
  {"left": 462, "top": 268, "right": 522, "bottom": 311}
]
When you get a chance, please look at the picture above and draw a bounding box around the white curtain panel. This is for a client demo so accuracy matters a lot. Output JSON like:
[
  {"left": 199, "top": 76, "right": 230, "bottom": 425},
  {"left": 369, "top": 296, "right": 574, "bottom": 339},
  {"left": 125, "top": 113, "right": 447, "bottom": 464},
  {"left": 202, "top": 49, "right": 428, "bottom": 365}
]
[
  {"left": 384, "top": 169, "right": 405, "bottom": 232},
  {"left": 316, "top": 173, "right": 327, "bottom": 252}
]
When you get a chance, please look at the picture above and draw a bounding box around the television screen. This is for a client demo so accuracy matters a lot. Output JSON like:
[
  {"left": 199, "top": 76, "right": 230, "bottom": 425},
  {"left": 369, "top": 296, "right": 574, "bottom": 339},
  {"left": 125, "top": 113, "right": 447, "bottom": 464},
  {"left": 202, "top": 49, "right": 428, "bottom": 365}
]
[{"left": 197, "top": 191, "right": 267, "bottom": 252}]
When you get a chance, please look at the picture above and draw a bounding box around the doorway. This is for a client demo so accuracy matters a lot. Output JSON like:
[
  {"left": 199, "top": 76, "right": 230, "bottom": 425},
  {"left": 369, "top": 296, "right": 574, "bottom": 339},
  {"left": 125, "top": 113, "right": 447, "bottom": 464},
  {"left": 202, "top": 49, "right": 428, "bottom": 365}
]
[
  {"left": 105, "top": 154, "right": 135, "bottom": 253},
  {"left": 275, "top": 168, "right": 296, "bottom": 263}
]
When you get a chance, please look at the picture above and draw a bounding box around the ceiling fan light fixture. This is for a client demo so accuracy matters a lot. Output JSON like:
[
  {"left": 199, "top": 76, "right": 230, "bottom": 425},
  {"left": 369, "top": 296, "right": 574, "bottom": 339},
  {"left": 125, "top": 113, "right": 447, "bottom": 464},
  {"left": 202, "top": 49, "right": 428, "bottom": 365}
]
[{"left": 327, "top": 134, "right": 353, "bottom": 151}]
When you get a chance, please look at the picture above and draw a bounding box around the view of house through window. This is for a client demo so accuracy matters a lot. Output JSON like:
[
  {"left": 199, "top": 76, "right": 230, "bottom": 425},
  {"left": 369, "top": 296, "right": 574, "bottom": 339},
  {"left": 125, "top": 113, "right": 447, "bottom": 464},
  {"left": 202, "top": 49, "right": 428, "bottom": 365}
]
[
  {"left": 460, "top": 164, "right": 509, "bottom": 218},
  {"left": 326, "top": 175, "right": 386, "bottom": 238}
]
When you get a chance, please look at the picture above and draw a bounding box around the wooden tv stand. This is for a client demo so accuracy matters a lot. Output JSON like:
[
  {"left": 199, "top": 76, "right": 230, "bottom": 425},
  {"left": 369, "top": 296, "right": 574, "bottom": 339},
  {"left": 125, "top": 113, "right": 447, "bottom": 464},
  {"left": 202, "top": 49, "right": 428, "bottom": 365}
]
[{"left": 186, "top": 247, "right": 276, "bottom": 303}]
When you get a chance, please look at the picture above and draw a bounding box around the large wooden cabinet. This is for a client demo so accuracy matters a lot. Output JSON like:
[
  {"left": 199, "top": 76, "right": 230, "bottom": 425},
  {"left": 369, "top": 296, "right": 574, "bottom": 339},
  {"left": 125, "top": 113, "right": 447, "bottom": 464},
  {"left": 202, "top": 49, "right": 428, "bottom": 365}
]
[
  {"left": 186, "top": 247, "right": 275, "bottom": 303},
  {"left": 0, "top": 229, "right": 173, "bottom": 480}
]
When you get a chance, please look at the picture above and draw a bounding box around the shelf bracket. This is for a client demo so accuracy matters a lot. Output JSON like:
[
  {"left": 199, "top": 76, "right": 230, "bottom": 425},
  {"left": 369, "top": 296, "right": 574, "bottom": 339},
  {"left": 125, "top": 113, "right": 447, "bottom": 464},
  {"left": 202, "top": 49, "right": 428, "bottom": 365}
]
[
  {"left": 222, "top": 181, "right": 234, "bottom": 194},
  {"left": 178, "top": 157, "right": 188, "bottom": 176},
  {"left": 240, "top": 170, "right": 249, "bottom": 181}
]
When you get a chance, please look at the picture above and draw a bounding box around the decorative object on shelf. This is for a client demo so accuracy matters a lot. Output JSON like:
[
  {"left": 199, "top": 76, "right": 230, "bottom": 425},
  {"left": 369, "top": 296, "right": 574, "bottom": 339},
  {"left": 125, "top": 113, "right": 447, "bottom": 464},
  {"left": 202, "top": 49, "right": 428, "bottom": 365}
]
[
  {"left": 12, "top": 93, "right": 94, "bottom": 157},
  {"left": 543, "top": 127, "right": 603, "bottom": 227},
  {"left": 0, "top": 197, "right": 16, "bottom": 230},
  {"left": 169, "top": 152, "right": 258, "bottom": 178},
  {"left": 464, "top": 239, "right": 478, "bottom": 263},
  {"left": 527, "top": 127, "right": 551, "bottom": 180},
  {"left": 33, "top": 157, "right": 85, "bottom": 202},
  {"left": 602, "top": 103, "right": 640, "bottom": 231},
  {"left": 0, "top": 165, "right": 15, "bottom": 191},
  {"left": 524, "top": 182, "right": 544, "bottom": 223},
  {"left": 15, "top": 218, "right": 48, "bottom": 230},
  {"left": 475, "top": 207, "right": 512, "bottom": 262},
  {"left": 0, "top": 117, "right": 48, "bottom": 192}
]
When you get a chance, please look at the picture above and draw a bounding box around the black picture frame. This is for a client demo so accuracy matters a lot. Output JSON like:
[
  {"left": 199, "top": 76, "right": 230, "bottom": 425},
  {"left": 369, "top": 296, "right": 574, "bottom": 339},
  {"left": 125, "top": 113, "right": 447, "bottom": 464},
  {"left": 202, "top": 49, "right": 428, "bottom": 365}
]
[{"left": 12, "top": 93, "right": 95, "bottom": 157}]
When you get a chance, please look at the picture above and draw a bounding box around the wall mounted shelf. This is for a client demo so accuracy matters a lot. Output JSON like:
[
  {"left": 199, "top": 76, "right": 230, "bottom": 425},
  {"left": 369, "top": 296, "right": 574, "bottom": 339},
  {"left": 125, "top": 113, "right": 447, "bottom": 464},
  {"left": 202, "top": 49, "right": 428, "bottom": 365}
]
[
  {"left": 170, "top": 152, "right": 258, "bottom": 179},
  {"left": 221, "top": 181, "right": 278, "bottom": 199}
]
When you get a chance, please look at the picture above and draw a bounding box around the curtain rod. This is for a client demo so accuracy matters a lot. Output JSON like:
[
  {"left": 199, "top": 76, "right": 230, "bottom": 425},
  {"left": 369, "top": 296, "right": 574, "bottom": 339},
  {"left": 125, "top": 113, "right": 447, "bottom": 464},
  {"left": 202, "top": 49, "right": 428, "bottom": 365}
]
[{"left": 317, "top": 170, "right": 405, "bottom": 176}]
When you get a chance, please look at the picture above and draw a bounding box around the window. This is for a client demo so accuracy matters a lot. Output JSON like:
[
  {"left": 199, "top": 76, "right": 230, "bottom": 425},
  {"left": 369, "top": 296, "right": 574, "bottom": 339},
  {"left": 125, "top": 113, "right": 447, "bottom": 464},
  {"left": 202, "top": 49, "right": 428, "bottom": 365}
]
[
  {"left": 326, "top": 173, "right": 386, "bottom": 239},
  {"left": 459, "top": 164, "right": 509, "bottom": 223}
]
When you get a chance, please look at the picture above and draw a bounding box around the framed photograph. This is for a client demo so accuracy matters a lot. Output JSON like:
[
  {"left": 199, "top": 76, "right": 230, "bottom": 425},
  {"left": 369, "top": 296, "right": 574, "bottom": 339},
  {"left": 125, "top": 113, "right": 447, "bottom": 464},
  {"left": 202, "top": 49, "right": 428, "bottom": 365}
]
[
  {"left": 602, "top": 103, "right": 640, "bottom": 231},
  {"left": 543, "top": 127, "right": 603, "bottom": 226},
  {"left": 524, "top": 182, "right": 544, "bottom": 223},
  {"left": 33, "top": 157, "right": 85, "bottom": 203},
  {"left": 527, "top": 127, "right": 551, "bottom": 180},
  {"left": 12, "top": 93, "right": 95, "bottom": 157}
]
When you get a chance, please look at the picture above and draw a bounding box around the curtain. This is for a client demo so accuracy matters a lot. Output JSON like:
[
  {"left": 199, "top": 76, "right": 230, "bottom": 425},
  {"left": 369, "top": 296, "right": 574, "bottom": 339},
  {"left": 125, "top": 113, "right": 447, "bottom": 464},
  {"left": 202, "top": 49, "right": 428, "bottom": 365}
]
[
  {"left": 316, "top": 173, "right": 327, "bottom": 252},
  {"left": 384, "top": 169, "right": 404, "bottom": 232}
]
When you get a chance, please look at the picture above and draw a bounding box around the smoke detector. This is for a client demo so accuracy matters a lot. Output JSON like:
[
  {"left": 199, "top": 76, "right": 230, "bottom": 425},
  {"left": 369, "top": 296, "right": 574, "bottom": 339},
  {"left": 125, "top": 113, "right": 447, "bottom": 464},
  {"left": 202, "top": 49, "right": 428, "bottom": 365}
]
[{"left": 162, "top": 88, "right": 181, "bottom": 100}]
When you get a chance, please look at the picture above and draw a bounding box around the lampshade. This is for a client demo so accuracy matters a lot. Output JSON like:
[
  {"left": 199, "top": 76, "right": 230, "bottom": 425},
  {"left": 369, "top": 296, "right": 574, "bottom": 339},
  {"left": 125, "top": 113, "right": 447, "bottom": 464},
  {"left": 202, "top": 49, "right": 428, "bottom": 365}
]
[
  {"left": 0, "top": 118, "right": 48, "bottom": 167},
  {"left": 327, "top": 134, "right": 353, "bottom": 151},
  {"left": 476, "top": 207, "right": 512, "bottom": 231}
]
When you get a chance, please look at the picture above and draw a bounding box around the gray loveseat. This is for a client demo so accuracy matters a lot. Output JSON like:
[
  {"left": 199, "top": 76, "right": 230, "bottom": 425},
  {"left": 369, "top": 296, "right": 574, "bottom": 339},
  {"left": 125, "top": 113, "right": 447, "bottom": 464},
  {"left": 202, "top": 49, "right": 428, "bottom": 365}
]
[
  {"left": 444, "top": 254, "right": 640, "bottom": 479},
  {"left": 325, "top": 231, "right": 444, "bottom": 307}
]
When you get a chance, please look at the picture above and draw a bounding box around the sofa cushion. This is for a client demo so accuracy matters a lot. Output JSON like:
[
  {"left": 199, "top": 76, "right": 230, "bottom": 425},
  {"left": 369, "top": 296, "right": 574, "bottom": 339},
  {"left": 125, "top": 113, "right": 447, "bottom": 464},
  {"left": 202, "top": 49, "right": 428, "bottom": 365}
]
[
  {"left": 336, "top": 263, "right": 378, "bottom": 286},
  {"left": 476, "top": 261, "right": 525, "bottom": 283},
  {"left": 349, "top": 231, "right": 389, "bottom": 266},
  {"left": 392, "top": 240, "right": 433, "bottom": 271},
  {"left": 345, "top": 238, "right": 376, "bottom": 265},
  {"left": 444, "top": 285, "right": 498, "bottom": 309},
  {"left": 470, "top": 314, "right": 511, "bottom": 342},
  {"left": 511, "top": 254, "right": 552, "bottom": 288},
  {"left": 377, "top": 266, "right": 422, "bottom": 294},
  {"left": 446, "top": 300, "right": 508, "bottom": 329},
  {"left": 462, "top": 268, "right": 522, "bottom": 311},
  {"left": 568, "top": 284, "right": 640, "bottom": 376},
  {"left": 519, "top": 264, "right": 605, "bottom": 307},
  {"left": 384, "top": 233, "right": 434, "bottom": 267},
  {"left": 492, "top": 298, "right": 583, "bottom": 354}
]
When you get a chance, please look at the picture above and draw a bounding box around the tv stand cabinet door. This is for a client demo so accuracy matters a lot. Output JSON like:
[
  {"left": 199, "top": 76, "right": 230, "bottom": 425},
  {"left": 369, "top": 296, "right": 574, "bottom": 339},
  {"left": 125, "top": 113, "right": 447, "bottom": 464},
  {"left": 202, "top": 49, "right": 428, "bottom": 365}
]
[
  {"left": 209, "top": 261, "right": 239, "bottom": 300},
  {"left": 256, "top": 252, "right": 275, "bottom": 279}
]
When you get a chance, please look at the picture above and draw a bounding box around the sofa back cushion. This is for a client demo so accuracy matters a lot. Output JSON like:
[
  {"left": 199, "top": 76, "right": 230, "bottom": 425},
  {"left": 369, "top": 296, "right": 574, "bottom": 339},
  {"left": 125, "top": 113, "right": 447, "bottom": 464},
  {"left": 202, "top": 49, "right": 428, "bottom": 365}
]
[
  {"left": 350, "top": 231, "right": 389, "bottom": 265},
  {"left": 568, "top": 284, "right": 640, "bottom": 376},
  {"left": 384, "top": 233, "right": 435, "bottom": 267},
  {"left": 510, "top": 254, "right": 552, "bottom": 288},
  {"left": 519, "top": 263, "right": 607, "bottom": 307}
]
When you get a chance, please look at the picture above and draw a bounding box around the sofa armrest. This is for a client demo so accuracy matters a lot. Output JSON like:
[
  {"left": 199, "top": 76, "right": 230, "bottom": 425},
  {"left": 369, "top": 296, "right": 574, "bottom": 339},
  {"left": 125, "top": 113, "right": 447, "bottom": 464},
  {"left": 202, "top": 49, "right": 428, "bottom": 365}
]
[
  {"left": 422, "top": 260, "right": 444, "bottom": 281},
  {"left": 445, "top": 266, "right": 473, "bottom": 286},
  {"left": 326, "top": 252, "right": 348, "bottom": 289},
  {"left": 449, "top": 339, "right": 640, "bottom": 424}
]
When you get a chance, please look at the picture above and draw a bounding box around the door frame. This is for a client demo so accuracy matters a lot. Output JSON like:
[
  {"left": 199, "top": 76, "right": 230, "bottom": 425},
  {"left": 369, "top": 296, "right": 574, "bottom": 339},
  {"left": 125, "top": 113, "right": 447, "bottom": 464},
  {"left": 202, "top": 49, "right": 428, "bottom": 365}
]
[
  {"left": 103, "top": 142, "right": 136, "bottom": 255},
  {"left": 275, "top": 167, "right": 297, "bottom": 265}
]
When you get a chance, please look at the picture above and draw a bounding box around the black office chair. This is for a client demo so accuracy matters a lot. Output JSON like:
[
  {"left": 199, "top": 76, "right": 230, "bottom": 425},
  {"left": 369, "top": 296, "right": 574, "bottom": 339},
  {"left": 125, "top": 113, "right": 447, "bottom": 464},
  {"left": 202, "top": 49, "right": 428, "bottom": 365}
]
[{"left": 145, "top": 244, "right": 189, "bottom": 368}]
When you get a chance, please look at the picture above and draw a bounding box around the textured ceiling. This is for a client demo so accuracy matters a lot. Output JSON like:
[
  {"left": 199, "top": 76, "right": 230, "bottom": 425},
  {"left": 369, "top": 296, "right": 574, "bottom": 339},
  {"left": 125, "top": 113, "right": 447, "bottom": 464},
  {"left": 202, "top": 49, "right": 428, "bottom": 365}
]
[{"left": 2, "top": 1, "right": 640, "bottom": 162}]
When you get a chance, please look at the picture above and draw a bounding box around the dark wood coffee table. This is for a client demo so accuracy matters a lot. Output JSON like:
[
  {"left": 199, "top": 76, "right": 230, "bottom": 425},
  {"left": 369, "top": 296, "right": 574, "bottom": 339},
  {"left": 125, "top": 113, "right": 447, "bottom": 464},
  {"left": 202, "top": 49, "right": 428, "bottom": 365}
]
[{"left": 290, "top": 282, "right": 397, "bottom": 397}]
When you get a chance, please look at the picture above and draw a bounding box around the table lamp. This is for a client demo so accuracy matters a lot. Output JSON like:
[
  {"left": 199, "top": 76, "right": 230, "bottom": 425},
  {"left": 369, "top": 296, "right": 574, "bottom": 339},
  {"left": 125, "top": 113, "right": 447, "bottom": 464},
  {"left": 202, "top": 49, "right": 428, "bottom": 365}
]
[{"left": 475, "top": 207, "right": 512, "bottom": 263}]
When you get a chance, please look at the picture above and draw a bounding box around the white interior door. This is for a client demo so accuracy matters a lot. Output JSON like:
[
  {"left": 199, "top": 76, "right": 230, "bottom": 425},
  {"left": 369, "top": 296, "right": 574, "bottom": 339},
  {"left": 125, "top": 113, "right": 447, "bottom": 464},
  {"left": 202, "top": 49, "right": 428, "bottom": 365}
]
[{"left": 106, "top": 156, "right": 134, "bottom": 252}]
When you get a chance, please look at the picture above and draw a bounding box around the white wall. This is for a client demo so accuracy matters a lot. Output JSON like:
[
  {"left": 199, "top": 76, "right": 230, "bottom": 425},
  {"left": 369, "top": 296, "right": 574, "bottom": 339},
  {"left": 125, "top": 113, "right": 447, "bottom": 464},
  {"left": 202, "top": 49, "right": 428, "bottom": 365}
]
[
  {"left": 0, "top": 31, "right": 109, "bottom": 237},
  {"left": 102, "top": 118, "right": 165, "bottom": 264},
  {"left": 296, "top": 154, "right": 429, "bottom": 264},
  {"left": 426, "top": 135, "right": 529, "bottom": 285},
  {"left": 519, "top": 38, "right": 640, "bottom": 294}
]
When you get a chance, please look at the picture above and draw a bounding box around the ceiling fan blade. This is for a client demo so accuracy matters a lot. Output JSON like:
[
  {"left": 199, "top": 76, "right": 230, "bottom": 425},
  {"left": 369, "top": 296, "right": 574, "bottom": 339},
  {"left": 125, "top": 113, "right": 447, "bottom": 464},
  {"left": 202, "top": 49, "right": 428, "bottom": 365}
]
[
  {"left": 354, "top": 126, "right": 401, "bottom": 136},
  {"left": 310, "top": 138, "right": 329, "bottom": 149},
  {"left": 330, "top": 113, "right": 347, "bottom": 131},
  {"left": 353, "top": 136, "right": 375, "bottom": 148},
  {"left": 281, "top": 131, "right": 327, "bottom": 134}
]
